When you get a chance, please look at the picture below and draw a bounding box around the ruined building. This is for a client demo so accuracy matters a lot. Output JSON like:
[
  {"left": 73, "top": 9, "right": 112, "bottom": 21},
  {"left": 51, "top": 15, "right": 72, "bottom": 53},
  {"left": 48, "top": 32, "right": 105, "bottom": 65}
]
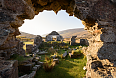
[
  {"left": 70, "top": 36, "right": 77, "bottom": 45},
  {"left": 0, "top": 0, "right": 116, "bottom": 78},
  {"left": 46, "top": 31, "right": 63, "bottom": 41}
]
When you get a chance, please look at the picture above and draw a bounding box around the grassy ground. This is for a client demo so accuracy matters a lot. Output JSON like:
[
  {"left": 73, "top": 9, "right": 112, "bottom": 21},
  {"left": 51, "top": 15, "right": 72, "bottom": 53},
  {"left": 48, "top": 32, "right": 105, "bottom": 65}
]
[
  {"left": 35, "top": 55, "right": 86, "bottom": 78},
  {"left": 22, "top": 41, "right": 87, "bottom": 78},
  {"left": 10, "top": 54, "right": 31, "bottom": 62},
  {"left": 34, "top": 42, "right": 87, "bottom": 78}
]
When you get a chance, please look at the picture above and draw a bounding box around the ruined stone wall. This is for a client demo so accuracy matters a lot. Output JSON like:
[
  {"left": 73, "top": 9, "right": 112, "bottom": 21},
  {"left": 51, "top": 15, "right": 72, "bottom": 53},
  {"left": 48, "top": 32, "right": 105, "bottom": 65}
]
[
  {"left": 0, "top": 39, "right": 25, "bottom": 60},
  {"left": 46, "top": 35, "right": 63, "bottom": 41},
  {"left": 33, "top": 35, "right": 42, "bottom": 52},
  {"left": 0, "top": 60, "right": 18, "bottom": 78},
  {"left": 70, "top": 36, "right": 77, "bottom": 45},
  {"left": 0, "top": 0, "right": 116, "bottom": 78}
]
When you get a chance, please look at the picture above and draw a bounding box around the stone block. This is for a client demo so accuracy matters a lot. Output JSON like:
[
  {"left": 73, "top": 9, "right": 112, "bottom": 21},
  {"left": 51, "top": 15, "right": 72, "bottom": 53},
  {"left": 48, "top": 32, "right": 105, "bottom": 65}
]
[
  {"left": 28, "top": 71, "right": 36, "bottom": 78},
  {"left": 37, "top": 61, "right": 44, "bottom": 65},
  {"left": 80, "top": 39, "right": 89, "bottom": 46},
  {"left": 53, "top": 58, "right": 59, "bottom": 64},
  {"left": 69, "top": 53, "right": 77, "bottom": 58},
  {"left": 62, "top": 51, "right": 67, "bottom": 58},
  {"left": 32, "top": 66, "right": 38, "bottom": 71},
  {"left": 32, "top": 62, "right": 35, "bottom": 66},
  {"left": 19, "top": 74, "right": 28, "bottom": 78},
  {"left": 37, "top": 51, "right": 48, "bottom": 55},
  {"left": 26, "top": 44, "right": 33, "bottom": 54},
  {"left": 35, "top": 65, "right": 41, "bottom": 70},
  {"left": 19, "top": 63, "right": 33, "bottom": 73},
  {"left": 0, "top": 60, "right": 18, "bottom": 78}
]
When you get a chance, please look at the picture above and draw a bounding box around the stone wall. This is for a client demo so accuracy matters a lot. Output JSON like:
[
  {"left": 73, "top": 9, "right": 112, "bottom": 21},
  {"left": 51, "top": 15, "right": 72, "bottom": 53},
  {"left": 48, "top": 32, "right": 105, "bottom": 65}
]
[
  {"left": 80, "top": 39, "right": 89, "bottom": 46},
  {"left": 46, "top": 31, "right": 63, "bottom": 41},
  {"left": 0, "top": 60, "right": 18, "bottom": 78},
  {"left": 70, "top": 36, "right": 77, "bottom": 45},
  {"left": 0, "top": 0, "right": 116, "bottom": 78},
  {"left": 34, "top": 35, "right": 42, "bottom": 46},
  {"left": 33, "top": 35, "right": 42, "bottom": 51},
  {"left": 0, "top": 40, "right": 25, "bottom": 60}
]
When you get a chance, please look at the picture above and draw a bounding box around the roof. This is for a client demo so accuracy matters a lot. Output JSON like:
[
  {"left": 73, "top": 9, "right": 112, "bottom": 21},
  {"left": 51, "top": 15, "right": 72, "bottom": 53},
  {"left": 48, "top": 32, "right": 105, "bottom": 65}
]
[{"left": 48, "top": 31, "right": 59, "bottom": 35}]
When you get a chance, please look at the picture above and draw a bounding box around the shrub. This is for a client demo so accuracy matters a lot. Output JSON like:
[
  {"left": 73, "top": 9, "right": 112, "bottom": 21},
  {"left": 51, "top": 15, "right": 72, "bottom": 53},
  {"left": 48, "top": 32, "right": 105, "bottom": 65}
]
[
  {"left": 43, "top": 63, "right": 54, "bottom": 72},
  {"left": 45, "top": 55, "right": 50, "bottom": 61},
  {"left": 43, "top": 56, "right": 55, "bottom": 72}
]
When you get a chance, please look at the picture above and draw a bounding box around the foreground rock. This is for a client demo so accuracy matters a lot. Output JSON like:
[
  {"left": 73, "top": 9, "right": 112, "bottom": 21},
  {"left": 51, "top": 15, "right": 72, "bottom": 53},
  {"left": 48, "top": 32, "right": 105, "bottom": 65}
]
[
  {"left": 26, "top": 44, "right": 33, "bottom": 54},
  {"left": 37, "top": 51, "right": 48, "bottom": 55},
  {"left": 53, "top": 58, "right": 59, "bottom": 64},
  {"left": 69, "top": 53, "right": 77, "bottom": 58},
  {"left": 19, "top": 71, "right": 36, "bottom": 78},
  {"left": 62, "top": 51, "right": 67, "bottom": 58},
  {"left": 0, "top": 60, "right": 18, "bottom": 78}
]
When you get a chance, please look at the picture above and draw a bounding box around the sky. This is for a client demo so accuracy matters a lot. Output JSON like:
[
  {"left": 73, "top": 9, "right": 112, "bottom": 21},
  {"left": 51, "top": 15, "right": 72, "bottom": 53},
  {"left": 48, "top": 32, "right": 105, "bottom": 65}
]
[{"left": 19, "top": 10, "right": 84, "bottom": 36}]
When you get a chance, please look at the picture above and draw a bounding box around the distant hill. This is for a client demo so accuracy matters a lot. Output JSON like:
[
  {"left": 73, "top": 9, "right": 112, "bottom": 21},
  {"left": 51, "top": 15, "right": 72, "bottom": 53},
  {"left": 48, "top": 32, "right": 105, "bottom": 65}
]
[
  {"left": 19, "top": 28, "right": 92, "bottom": 39},
  {"left": 58, "top": 28, "right": 92, "bottom": 38},
  {"left": 19, "top": 31, "right": 37, "bottom": 38},
  {"left": 42, "top": 28, "right": 92, "bottom": 38}
]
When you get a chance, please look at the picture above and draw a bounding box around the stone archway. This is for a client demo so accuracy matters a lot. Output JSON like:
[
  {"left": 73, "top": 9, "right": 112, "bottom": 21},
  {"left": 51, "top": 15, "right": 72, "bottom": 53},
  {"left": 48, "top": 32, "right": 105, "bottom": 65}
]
[{"left": 0, "top": 0, "right": 116, "bottom": 78}]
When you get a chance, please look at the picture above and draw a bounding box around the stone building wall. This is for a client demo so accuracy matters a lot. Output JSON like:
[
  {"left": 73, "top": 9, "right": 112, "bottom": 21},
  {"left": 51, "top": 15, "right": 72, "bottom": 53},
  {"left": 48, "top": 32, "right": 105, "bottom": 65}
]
[
  {"left": 0, "top": 0, "right": 116, "bottom": 78},
  {"left": 0, "top": 60, "right": 18, "bottom": 78},
  {"left": 70, "top": 36, "right": 77, "bottom": 45},
  {"left": 80, "top": 39, "right": 89, "bottom": 46},
  {"left": 0, "top": 40, "right": 25, "bottom": 60},
  {"left": 33, "top": 35, "right": 42, "bottom": 51},
  {"left": 46, "top": 31, "right": 63, "bottom": 41},
  {"left": 46, "top": 35, "right": 63, "bottom": 41}
]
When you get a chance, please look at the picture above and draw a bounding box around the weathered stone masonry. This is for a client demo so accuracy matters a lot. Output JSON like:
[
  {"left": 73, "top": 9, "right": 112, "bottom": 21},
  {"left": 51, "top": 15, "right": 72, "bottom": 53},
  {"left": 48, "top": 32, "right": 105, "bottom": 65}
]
[{"left": 0, "top": 0, "right": 116, "bottom": 78}]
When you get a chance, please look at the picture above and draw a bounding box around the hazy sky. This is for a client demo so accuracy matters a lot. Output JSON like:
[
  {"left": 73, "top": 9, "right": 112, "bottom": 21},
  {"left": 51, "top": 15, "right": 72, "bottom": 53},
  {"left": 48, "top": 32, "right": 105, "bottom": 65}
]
[{"left": 19, "top": 10, "right": 84, "bottom": 35}]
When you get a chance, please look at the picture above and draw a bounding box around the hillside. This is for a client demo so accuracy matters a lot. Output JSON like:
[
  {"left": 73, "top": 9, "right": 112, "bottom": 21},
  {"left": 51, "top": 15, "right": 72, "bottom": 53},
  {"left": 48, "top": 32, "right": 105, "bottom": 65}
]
[
  {"left": 19, "top": 28, "right": 92, "bottom": 39},
  {"left": 58, "top": 28, "right": 92, "bottom": 38},
  {"left": 19, "top": 31, "right": 37, "bottom": 38}
]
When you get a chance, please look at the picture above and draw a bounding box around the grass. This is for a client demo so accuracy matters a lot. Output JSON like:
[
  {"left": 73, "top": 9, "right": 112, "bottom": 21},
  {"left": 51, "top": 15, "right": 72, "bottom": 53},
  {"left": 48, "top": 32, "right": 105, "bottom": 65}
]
[
  {"left": 17, "top": 41, "right": 87, "bottom": 78},
  {"left": 35, "top": 54, "right": 86, "bottom": 78},
  {"left": 10, "top": 54, "right": 32, "bottom": 64},
  {"left": 35, "top": 42, "right": 87, "bottom": 78},
  {"left": 72, "top": 49, "right": 82, "bottom": 55}
]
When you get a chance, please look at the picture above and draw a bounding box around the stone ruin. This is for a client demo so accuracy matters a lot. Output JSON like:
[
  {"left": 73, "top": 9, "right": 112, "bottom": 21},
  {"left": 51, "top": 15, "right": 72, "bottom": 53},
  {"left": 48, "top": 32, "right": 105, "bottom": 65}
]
[
  {"left": 34, "top": 35, "right": 42, "bottom": 46},
  {"left": 46, "top": 31, "right": 63, "bottom": 41},
  {"left": 26, "top": 35, "right": 42, "bottom": 54},
  {"left": 70, "top": 36, "right": 89, "bottom": 46},
  {"left": 0, "top": 39, "right": 25, "bottom": 60},
  {"left": 0, "top": 60, "right": 18, "bottom": 78},
  {"left": 26, "top": 44, "right": 33, "bottom": 54},
  {"left": 80, "top": 39, "right": 89, "bottom": 46},
  {"left": 0, "top": 0, "right": 116, "bottom": 78},
  {"left": 70, "top": 36, "right": 77, "bottom": 45},
  {"left": 33, "top": 35, "right": 42, "bottom": 51}
]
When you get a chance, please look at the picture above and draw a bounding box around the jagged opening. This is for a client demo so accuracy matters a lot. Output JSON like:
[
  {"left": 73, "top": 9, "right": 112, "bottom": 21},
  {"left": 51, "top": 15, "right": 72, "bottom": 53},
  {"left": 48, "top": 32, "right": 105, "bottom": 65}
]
[
  {"left": 1, "top": 0, "right": 116, "bottom": 78},
  {"left": 19, "top": 10, "right": 85, "bottom": 37}
]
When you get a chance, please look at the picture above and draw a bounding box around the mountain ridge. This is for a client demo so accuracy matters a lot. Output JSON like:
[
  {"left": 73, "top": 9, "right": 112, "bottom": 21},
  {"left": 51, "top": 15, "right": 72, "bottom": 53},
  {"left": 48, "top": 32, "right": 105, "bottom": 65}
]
[{"left": 19, "top": 28, "right": 92, "bottom": 38}]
